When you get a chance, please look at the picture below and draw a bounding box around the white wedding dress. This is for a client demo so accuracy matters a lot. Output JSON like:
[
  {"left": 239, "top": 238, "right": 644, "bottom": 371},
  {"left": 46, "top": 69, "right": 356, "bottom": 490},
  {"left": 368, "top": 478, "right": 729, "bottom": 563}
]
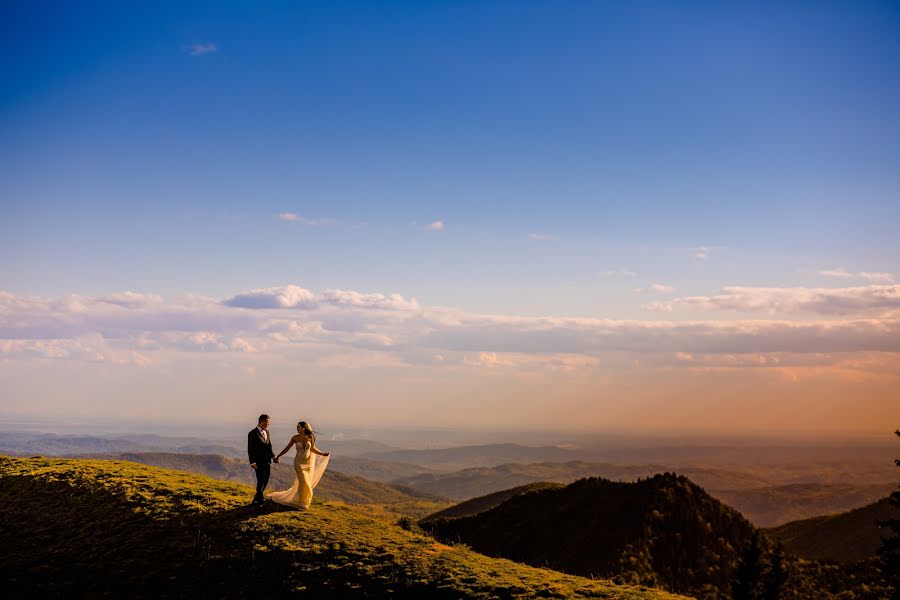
[{"left": 267, "top": 440, "right": 329, "bottom": 510}]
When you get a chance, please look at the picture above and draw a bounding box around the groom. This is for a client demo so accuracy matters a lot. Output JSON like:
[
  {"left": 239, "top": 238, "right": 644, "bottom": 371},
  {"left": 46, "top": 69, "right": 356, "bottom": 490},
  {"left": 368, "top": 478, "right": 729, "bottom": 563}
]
[{"left": 248, "top": 414, "right": 278, "bottom": 505}]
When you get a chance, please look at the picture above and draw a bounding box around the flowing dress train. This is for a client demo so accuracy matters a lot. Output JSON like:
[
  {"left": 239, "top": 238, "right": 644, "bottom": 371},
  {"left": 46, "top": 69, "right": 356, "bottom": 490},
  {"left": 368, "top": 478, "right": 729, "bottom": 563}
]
[{"left": 267, "top": 441, "right": 329, "bottom": 510}]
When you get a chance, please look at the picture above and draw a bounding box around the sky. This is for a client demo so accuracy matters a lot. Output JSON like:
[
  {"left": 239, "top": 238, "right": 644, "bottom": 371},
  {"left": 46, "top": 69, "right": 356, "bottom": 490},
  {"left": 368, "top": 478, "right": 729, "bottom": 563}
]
[{"left": 1, "top": 1, "right": 898, "bottom": 435}]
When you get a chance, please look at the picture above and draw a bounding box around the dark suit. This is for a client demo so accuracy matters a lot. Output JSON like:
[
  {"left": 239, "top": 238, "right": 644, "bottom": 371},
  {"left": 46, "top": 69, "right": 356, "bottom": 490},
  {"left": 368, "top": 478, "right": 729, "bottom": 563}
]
[{"left": 248, "top": 428, "right": 275, "bottom": 503}]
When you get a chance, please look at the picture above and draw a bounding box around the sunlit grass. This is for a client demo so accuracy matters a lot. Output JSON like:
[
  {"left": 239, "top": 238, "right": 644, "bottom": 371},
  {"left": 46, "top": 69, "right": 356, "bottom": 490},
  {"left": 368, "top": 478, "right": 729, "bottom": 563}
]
[{"left": 0, "top": 455, "right": 686, "bottom": 598}]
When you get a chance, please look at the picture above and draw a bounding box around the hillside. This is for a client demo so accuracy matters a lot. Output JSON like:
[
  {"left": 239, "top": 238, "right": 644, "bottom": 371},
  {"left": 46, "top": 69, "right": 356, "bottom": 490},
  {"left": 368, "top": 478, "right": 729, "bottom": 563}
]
[
  {"left": 422, "top": 482, "right": 564, "bottom": 522},
  {"left": 0, "top": 456, "right": 687, "bottom": 599},
  {"left": 89, "top": 452, "right": 449, "bottom": 518},
  {"left": 766, "top": 497, "right": 897, "bottom": 562},
  {"left": 423, "top": 474, "right": 889, "bottom": 599},
  {"left": 327, "top": 454, "right": 436, "bottom": 482},
  {"left": 424, "top": 473, "right": 758, "bottom": 597},
  {"left": 715, "top": 482, "right": 895, "bottom": 527}
]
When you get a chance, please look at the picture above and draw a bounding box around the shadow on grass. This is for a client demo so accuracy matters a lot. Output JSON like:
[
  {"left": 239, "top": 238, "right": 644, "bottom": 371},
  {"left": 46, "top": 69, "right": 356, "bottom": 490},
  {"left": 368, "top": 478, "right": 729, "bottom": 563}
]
[
  {"left": 0, "top": 475, "right": 319, "bottom": 598},
  {"left": 0, "top": 475, "right": 475, "bottom": 599}
]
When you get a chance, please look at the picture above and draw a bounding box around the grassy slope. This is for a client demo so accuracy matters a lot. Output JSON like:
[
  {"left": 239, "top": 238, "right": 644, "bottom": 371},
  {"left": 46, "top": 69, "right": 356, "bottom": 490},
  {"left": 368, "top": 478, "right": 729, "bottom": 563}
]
[
  {"left": 0, "top": 456, "right": 685, "bottom": 599},
  {"left": 87, "top": 452, "right": 451, "bottom": 518},
  {"left": 765, "top": 497, "right": 896, "bottom": 561}
]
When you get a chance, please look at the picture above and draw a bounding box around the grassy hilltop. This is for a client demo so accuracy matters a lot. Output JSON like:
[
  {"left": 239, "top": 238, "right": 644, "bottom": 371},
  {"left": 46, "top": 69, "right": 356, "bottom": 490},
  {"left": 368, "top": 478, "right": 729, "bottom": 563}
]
[
  {"left": 0, "top": 456, "right": 685, "bottom": 599},
  {"left": 90, "top": 451, "right": 451, "bottom": 518}
]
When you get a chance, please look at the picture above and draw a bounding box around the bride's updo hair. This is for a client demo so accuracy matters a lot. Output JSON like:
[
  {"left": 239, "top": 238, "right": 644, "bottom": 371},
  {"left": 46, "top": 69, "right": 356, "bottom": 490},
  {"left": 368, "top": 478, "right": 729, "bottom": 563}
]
[{"left": 298, "top": 421, "right": 315, "bottom": 443}]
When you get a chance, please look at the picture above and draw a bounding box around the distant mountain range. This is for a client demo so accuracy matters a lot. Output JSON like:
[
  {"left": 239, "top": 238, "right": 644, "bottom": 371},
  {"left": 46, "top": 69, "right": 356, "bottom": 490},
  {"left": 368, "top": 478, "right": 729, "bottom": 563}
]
[
  {"left": 391, "top": 460, "right": 772, "bottom": 499},
  {"left": 392, "top": 460, "right": 893, "bottom": 526},
  {"left": 766, "top": 497, "right": 897, "bottom": 562},
  {"left": 0, "top": 431, "right": 244, "bottom": 457},
  {"left": 368, "top": 442, "right": 578, "bottom": 470},
  {"left": 4, "top": 431, "right": 893, "bottom": 527}
]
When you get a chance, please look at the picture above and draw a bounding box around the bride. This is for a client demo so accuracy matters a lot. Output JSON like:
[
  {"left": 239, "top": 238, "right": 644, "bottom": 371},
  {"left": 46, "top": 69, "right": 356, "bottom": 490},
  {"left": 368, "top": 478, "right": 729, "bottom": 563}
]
[{"left": 268, "top": 421, "right": 330, "bottom": 510}]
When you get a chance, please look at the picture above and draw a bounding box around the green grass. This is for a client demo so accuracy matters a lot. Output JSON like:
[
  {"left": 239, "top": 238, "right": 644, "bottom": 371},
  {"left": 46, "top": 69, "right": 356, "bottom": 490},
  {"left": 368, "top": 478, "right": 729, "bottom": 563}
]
[{"left": 0, "top": 456, "right": 686, "bottom": 599}]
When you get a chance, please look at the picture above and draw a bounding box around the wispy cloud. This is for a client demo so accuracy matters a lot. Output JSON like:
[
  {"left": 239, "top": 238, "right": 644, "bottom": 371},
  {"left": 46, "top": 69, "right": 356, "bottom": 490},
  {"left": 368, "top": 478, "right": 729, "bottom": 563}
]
[
  {"left": 275, "top": 213, "right": 337, "bottom": 226},
  {"left": 634, "top": 284, "right": 676, "bottom": 294},
  {"left": 643, "top": 284, "right": 900, "bottom": 316},
  {"left": 600, "top": 268, "right": 638, "bottom": 278},
  {"left": 527, "top": 233, "right": 553, "bottom": 241},
  {"left": 693, "top": 246, "right": 712, "bottom": 261},
  {"left": 423, "top": 220, "right": 444, "bottom": 231},
  {"left": 185, "top": 43, "right": 217, "bottom": 56},
  {"left": 819, "top": 268, "right": 894, "bottom": 284}
]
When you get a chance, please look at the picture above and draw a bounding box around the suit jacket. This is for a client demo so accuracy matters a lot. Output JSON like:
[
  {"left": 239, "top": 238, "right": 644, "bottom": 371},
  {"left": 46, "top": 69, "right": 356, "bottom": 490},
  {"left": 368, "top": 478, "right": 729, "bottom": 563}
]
[{"left": 248, "top": 428, "right": 275, "bottom": 465}]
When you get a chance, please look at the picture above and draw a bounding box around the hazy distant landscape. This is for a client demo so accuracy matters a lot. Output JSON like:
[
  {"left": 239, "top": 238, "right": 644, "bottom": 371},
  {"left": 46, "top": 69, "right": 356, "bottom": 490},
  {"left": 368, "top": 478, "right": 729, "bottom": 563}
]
[{"left": 2, "top": 427, "right": 894, "bottom": 528}]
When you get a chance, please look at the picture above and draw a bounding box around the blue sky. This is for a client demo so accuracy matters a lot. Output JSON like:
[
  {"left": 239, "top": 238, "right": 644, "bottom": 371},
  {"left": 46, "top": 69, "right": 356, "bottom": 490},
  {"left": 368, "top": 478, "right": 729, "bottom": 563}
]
[
  {"left": 1, "top": 2, "right": 899, "bottom": 431},
  {"left": 3, "top": 1, "right": 899, "bottom": 309}
]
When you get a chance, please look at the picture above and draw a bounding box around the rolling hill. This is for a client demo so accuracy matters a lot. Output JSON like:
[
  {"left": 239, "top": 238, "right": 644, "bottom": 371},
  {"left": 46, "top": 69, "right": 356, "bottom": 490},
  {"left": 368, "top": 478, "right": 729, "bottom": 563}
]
[
  {"left": 713, "top": 482, "right": 895, "bottom": 527},
  {"left": 423, "top": 474, "right": 890, "bottom": 599},
  {"left": 765, "top": 497, "right": 897, "bottom": 562},
  {"left": 0, "top": 455, "right": 686, "bottom": 599},
  {"left": 424, "top": 473, "right": 758, "bottom": 597},
  {"left": 422, "top": 482, "right": 564, "bottom": 522},
  {"left": 327, "top": 455, "right": 436, "bottom": 482}
]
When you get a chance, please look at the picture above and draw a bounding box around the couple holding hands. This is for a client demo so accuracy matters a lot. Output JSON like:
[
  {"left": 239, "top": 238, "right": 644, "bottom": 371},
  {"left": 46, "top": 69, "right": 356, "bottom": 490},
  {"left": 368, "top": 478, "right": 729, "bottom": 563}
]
[{"left": 247, "top": 414, "right": 330, "bottom": 510}]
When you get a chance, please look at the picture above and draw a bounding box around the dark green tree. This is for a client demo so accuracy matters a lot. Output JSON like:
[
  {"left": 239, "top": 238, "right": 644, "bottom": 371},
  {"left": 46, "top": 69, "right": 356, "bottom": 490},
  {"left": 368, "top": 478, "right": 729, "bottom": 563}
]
[
  {"left": 877, "top": 429, "right": 900, "bottom": 600},
  {"left": 762, "top": 542, "right": 788, "bottom": 600},
  {"left": 732, "top": 530, "right": 765, "bottom": 600}
]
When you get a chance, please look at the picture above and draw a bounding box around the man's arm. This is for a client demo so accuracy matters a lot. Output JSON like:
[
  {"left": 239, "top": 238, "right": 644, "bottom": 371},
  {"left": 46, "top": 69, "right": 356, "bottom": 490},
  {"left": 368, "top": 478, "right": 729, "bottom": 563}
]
[{"left": 248, "top": 431, "right": 257, "bottom": 469}]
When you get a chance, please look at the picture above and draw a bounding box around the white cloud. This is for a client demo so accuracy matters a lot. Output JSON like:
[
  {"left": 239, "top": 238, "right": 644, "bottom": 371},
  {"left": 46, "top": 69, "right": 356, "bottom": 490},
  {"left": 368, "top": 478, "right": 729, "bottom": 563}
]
[
  {"left": 819, "top": 268, "right": 854, "bottom": 279},
  {"left": 97, "top": 292, "right": 164, "bottom": 309},
  {"left": 222, "top": 285, "right": 418, "bottom": 312},
  {"left": 600, "top": 268, "right": 638, "bottom": 278},
  {"left": 2, "top": 284, "right": 899, "bottom": 369},
  {"left": 693, "top": 246, "right": 712, "bottom": 261},
  {"left": 224, "top": 285, "right": 317, "bottom": 309},
  {"left": 319, "top": 289, "right": 420, "bottom": 311},
  {"left": 275, "top": 213, "right": 337, "bottom": 226},
  {"left": 819, "top": 268, "right": 894, "bottom": 283},
  {"left": 423, "top": 220, "right": 444, "bottom": 231},
  {"left": 859, "top": 272, "right": 895, "bottom": 283},
  {"left": 528, "top": 233, "right": 553, "bottom": 241},
  {"left": 635, "top": 284, "right": 676, "bottom": 294},
  {"left": 645, "top": 284, "right": 900, "bottom": 316},
  {"left": 186, "top": 43, "right": 217, "bottom": 56}
]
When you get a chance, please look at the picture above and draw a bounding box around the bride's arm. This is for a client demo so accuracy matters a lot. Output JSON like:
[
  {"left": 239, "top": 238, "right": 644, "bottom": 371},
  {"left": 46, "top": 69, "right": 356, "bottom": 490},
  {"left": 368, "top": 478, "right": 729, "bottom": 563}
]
[{"left": 275, "top": 437, "right": 296, "bottom": 460}]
